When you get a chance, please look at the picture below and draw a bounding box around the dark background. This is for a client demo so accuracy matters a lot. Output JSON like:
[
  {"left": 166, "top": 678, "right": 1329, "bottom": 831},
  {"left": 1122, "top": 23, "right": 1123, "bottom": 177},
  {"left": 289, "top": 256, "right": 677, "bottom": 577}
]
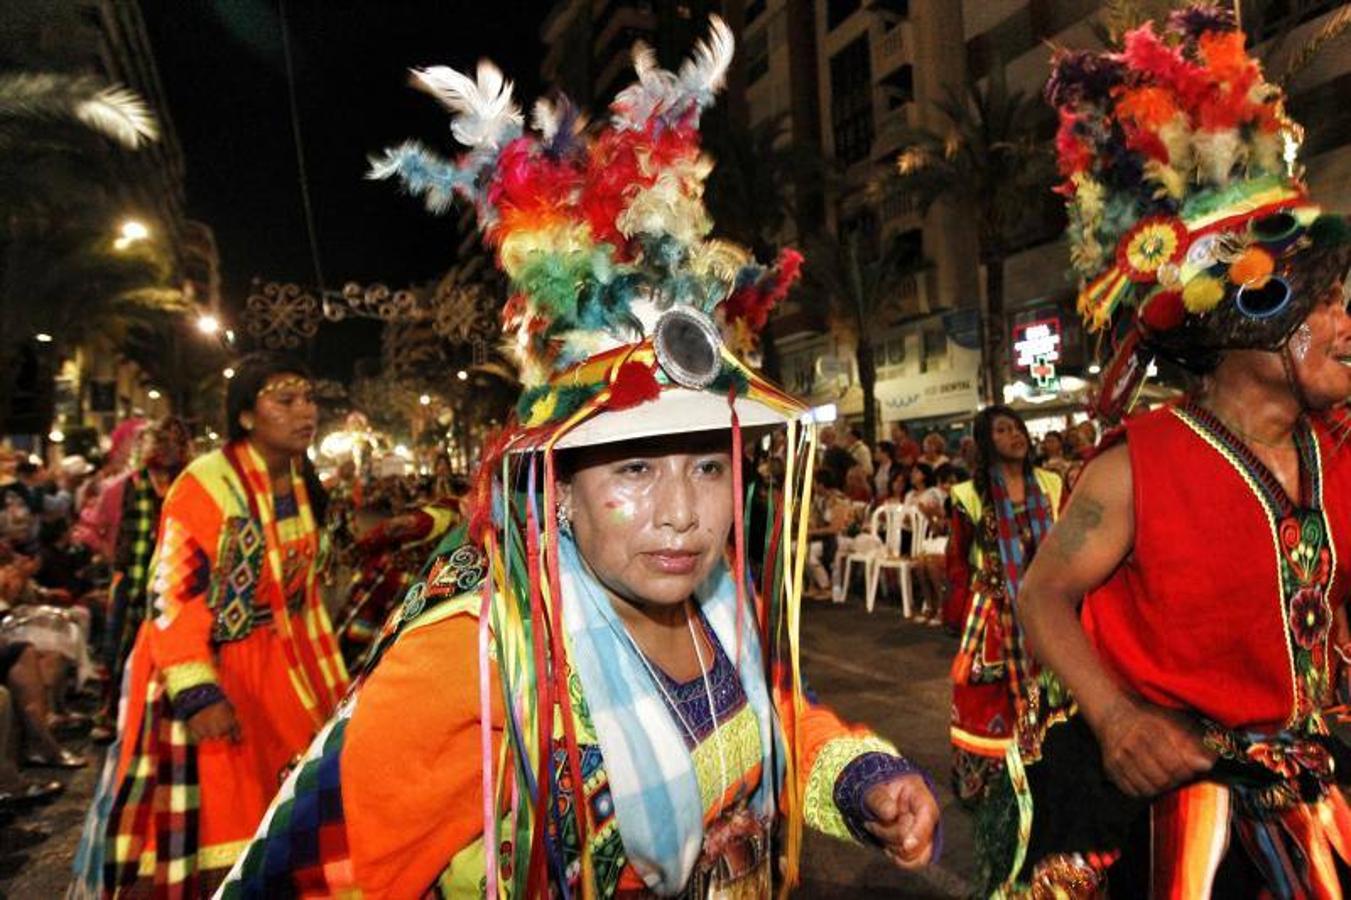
[{"left": 142, "top": 0, "right": 556, "bottom": 376}]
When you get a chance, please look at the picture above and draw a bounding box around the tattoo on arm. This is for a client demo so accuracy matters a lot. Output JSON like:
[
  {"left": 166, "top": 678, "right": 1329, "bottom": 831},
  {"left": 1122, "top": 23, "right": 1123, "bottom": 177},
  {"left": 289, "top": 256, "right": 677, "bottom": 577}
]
[{"left": 1051, "top": 495, "right": 1104, "bottom": 562}]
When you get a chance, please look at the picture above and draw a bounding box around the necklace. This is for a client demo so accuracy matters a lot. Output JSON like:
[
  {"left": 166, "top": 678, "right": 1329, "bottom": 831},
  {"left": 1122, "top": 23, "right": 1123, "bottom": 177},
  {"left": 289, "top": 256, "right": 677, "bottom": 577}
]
[{"left": 623, "top": 602, "right": 731, "bottom": 818}]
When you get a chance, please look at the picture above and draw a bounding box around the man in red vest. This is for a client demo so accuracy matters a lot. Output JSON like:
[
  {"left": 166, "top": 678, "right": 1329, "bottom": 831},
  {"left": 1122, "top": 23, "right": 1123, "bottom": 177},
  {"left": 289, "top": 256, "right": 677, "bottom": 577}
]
[{"left": 996, "top": 7, "right": 1351, "bottom": 897}]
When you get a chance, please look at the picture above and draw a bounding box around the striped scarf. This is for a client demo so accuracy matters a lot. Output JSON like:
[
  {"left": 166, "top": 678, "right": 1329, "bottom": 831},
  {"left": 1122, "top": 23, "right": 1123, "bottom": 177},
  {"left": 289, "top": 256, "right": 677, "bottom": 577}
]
[
  {"left": 221, "top": 441, "right": 347, "bottom": 722},
  {"left": 959, "top": 467, "right": 1053, "bottom": 701}
]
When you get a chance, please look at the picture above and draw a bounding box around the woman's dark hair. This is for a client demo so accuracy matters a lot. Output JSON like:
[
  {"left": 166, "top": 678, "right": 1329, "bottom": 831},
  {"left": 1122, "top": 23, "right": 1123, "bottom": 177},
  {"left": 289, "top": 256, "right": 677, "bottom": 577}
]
[
  {"left": 910, "top": 461, "right": 935, "bottom": 490},
  {"left": 226, "top": 352, "right": 313, "bottom": 442},
  {"left": 934, "top": 462, "right": 957, "bottom": 485},
  {"left": 888, "top": 466, "right": 909, "bottom": 498},
  {"left": 971, "top": 404, "right": 1033, "bottom": 502},
  {"left": 876, "top": 440, "right": 895, "bottom": 463},
  {"left": 302, "top": 455, "right": 329, "bottom": 525}
]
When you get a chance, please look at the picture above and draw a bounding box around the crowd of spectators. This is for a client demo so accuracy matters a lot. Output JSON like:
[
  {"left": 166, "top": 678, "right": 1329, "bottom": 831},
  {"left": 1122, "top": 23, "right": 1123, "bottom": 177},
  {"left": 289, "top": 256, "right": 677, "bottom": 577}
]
[{"left": 784, "top": 418, "right": 1098, "bottom": 624}]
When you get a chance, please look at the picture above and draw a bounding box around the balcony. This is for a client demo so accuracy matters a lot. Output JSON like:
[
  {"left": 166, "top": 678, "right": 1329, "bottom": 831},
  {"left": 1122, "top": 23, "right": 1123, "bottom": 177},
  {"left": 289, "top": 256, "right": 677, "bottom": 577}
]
[{"left": 872, "top": 23, "right": 906, "bottom": 75}]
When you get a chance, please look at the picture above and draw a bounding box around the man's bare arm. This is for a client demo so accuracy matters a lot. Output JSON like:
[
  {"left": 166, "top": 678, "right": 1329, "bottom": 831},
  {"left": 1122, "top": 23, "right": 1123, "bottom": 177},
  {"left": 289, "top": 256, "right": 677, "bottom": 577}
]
[{"left": 1018, "top": 444, "right": 1214, "bottom": 796}]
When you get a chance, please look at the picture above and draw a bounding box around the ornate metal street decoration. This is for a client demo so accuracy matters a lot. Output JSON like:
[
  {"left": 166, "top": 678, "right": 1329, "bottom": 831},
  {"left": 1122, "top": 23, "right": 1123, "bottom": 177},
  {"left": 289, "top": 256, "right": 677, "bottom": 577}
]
[
  {"left": 243, "top": 280, "right": 321, "bottom": 350},
  {"left": 324, "top": 281, "right": 420, "bottom": 322}
]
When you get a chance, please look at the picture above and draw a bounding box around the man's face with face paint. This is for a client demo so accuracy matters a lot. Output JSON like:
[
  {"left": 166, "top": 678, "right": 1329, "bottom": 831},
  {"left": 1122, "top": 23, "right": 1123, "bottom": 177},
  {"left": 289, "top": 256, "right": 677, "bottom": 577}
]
[{"left": 1288, "top": 281, "right": 1351, "bottom": 410}]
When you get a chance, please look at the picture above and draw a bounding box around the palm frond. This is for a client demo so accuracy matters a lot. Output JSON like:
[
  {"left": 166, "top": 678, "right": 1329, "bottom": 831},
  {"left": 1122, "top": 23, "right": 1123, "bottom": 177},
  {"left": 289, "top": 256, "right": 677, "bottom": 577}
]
[
  {"left": 0, "top": 73, "right": 158, "bottom": 147},
  {"left": 1278, "top": 4, "right": 1351, "bottom": 88}
]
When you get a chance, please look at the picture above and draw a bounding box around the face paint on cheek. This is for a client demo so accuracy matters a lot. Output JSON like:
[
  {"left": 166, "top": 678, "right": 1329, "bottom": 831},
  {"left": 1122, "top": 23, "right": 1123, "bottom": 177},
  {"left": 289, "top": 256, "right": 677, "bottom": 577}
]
[
  {"left": 1290, "top": 321, "right": 1313, "bottom": 362},
  {"left": 604, "top": 499, "right": 637, "bottom": 525}
]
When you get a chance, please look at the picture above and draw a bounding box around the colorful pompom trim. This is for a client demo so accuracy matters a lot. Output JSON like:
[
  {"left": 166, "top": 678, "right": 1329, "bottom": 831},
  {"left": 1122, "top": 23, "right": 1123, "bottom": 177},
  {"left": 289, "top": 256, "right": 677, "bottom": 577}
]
[{"left": 1182, "top": 275, "right": 1226, "bottom": 314}]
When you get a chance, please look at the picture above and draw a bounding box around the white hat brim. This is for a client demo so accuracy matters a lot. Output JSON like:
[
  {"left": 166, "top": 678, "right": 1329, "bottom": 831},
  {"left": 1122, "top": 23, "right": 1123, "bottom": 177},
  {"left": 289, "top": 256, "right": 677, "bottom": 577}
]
[{"left": 536, "top": 387, "right": 800, "bottom": 451}]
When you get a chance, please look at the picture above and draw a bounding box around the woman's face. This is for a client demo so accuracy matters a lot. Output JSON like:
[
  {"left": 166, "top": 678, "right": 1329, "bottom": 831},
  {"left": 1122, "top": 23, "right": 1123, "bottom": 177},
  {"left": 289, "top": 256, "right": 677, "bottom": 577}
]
[
  {"left": 922, "top": 434, "right": 945, "bottom": 456},
  {"left": 991, "top": 416, "right": 1029, "bottom": 464},
  {"left": 1290, "top": 282, "right": 1351, "bottom": 409},
  {"left": 246, "top": 374, "right": 318, "bottom": 458},
  {"left": 561, "top": 433, "right": 734, "bottom": 611},
  {"left": 909, "top": 466, "right": 925, "bottom": 489},
  {"left": 1041, "top": 433, "right": 1063, "bottom": 457}
]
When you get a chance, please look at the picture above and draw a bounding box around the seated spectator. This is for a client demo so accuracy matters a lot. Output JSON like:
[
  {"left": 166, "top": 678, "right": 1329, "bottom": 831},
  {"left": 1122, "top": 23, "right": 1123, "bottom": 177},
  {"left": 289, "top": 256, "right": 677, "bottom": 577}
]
[
  {"left": 919, "top": 432, "right": 951, "bottom": 468},
  {"left": 843, "top": 462, "right": 873, "bottom": 503},
  {"left": 0, "top": 684, "right": 62, "bottom": 811},
  {"left": 1037, "top": 430, "right": 1073, "bottom": 476},
  {"left": 872, "top": 440, "right": 895, "bottom": 500},
  {"left": 805, "top": 470, "right": 852, "bottom": 600}
]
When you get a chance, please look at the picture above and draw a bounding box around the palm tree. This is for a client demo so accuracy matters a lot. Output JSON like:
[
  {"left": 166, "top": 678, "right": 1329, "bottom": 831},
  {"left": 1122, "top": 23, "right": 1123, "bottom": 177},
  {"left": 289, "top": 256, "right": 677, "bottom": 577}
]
[
  {"left": 888, "top": 70, "right": 1058, "bottom": 405},
  {"left": 0, "top": 71, "right": 166, "bottom": 429},
  {"left": 701, "top": 109, "right": 834, "bottom": 381},
  {"left": 802, "top": 230, "right": 928, "bottom": 447}
]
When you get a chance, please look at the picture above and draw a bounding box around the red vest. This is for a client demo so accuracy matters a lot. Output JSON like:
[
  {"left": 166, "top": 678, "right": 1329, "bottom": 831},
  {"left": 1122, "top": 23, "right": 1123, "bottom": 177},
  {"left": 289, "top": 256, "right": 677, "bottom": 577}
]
[{"left": 1082, "top": 404, "right": 1351, "bottom": 732}]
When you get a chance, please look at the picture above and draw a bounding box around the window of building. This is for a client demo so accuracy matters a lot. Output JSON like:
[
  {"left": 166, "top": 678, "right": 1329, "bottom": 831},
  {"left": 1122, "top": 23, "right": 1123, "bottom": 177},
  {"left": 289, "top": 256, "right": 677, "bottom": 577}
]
[
  {"left": 826, "top": 0, "right": 861, "bottom": 31},
  {"left": 829, "top": 34, "right": 873, "bottom": 165},
  {"left": 922, "top": 327, "right": 948, "bottom": 370}
]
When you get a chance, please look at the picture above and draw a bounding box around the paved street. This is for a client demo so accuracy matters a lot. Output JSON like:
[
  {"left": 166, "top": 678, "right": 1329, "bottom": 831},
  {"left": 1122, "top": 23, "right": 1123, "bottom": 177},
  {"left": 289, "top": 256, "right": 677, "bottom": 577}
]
[
  {"left": 0, "top": 595, "right": 976, "bottom": 898},
  {"left": 798, "top": 597, "right": 974, "bottom": 898}
]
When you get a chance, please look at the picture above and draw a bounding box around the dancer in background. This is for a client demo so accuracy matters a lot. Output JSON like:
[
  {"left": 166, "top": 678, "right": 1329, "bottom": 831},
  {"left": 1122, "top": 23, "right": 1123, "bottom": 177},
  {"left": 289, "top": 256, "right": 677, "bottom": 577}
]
[{"left": 73, "top": 353, "right": 348, "bottom": 898}]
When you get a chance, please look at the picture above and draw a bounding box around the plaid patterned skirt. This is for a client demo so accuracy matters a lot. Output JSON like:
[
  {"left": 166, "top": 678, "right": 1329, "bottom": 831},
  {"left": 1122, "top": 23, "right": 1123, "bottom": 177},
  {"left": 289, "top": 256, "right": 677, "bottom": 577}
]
[{"left": 77, "top": 625, "right": 325, "bottom": 898}]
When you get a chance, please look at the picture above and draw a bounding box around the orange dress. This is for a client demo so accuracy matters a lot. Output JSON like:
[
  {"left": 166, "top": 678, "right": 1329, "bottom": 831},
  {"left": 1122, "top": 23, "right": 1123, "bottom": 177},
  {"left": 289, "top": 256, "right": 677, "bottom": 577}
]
[{"left": 80, "top": 442, "right": 348, "bottom": 898}]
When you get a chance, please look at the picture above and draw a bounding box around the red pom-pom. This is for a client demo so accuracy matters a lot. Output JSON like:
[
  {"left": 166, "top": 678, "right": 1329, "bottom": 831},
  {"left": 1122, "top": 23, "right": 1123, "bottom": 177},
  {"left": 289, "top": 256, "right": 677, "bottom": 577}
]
[
  {"left": 1140, "top": 290, "right": 1185, "bottom": 332},
  {"left": 605, "top": 361, "right": 662, "bottom": 410}
]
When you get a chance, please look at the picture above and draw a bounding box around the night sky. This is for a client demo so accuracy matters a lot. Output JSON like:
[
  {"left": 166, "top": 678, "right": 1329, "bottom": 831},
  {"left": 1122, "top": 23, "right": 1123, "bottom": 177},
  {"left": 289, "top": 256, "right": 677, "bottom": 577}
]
[{"left": 141, "top": 0, "right": 556, "bottom": 377}]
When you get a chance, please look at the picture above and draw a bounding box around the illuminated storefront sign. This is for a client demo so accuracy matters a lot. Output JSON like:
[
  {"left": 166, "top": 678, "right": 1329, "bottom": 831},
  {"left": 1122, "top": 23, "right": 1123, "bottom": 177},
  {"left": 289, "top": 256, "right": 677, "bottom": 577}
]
[{"left": 1012, "top": 318, "right": 1062, "bottom": 370}]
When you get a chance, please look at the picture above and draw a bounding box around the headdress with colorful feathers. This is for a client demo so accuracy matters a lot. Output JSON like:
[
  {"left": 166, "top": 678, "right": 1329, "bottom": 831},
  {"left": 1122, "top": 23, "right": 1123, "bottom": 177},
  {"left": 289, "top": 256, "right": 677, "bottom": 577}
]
[
  {"left": 1048, "top": 3, "right": 1350, "bottom": 420},
  {"left": 370, "top": 17, "right": 819, "bottom": 898}
]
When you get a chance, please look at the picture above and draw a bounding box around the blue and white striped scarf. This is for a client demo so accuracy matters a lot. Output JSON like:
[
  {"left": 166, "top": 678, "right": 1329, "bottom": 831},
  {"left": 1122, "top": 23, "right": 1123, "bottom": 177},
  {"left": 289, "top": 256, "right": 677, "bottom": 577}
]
[{"left": 558, "top": 536, "right": 780, "bottom": 895}]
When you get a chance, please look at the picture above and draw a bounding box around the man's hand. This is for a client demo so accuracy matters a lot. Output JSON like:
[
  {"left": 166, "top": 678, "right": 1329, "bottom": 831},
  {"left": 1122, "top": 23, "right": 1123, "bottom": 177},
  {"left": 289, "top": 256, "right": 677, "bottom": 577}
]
[
  {"left": 1094, "top": 695, "right": 1215, "bottom": 797},
  {"left": 863, "top": 773, "right": 940, "bottom": 869},
  {"left": 187, "top": 699, "right": 242, "bottom": 744}
]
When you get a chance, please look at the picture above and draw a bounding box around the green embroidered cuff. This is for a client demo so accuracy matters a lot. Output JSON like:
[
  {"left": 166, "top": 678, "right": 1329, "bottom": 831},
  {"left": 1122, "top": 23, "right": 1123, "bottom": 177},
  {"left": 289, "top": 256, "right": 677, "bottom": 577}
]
[
  {"left": 803, "top": 733, "right": 899, "bottom": 842},
  {"left": 162, "top": 660, "right": 219, "bottom": 699}
]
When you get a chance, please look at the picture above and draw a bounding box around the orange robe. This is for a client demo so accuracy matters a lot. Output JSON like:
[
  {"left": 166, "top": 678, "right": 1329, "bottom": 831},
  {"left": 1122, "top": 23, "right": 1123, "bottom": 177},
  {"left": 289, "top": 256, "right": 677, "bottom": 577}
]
[{"left": 94, "top": 442, "right": 348, "bottom": 897}]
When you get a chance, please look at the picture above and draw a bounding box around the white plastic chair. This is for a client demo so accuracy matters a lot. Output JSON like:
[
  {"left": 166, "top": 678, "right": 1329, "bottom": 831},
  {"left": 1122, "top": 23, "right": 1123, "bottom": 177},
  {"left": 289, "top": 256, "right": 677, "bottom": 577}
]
[
  {"left": 836, "top": 516, "right": 883, "bottom": 604},
  {"left": 864, "top": 505, "right": 927, "bottom": 616}
]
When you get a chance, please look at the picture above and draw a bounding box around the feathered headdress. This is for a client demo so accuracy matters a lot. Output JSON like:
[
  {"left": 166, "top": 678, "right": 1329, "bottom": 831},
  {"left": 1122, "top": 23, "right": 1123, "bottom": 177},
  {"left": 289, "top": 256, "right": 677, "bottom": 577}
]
[
  {"left": 370, "top": 18, "right": 821, "bottom": 899},
  {"left": 370, "top": 16, "right": 802, "bottom": 434},
  {"left": 1049, "top": 4, "right": 1350, "bottom": 418}
]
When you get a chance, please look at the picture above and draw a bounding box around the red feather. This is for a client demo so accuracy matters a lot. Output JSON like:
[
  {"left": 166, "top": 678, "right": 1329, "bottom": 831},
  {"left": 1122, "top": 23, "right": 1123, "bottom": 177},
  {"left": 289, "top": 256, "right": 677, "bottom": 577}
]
[{"left": 605, "top": 361, "right": 662, "bottom": 410}]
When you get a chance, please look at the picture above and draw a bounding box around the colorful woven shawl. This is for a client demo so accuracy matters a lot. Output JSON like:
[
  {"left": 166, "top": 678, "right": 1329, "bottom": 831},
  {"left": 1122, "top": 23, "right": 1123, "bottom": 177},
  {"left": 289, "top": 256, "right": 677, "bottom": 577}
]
[{"left": 557, "top": 536, "right": 778, "bottom": 893}]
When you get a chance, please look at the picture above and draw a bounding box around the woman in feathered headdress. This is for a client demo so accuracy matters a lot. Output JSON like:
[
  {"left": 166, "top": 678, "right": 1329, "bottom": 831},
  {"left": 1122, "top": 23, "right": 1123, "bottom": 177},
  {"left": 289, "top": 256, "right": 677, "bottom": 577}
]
[{"left": 218, "top": 17, "right": 939, "bottom": 899}]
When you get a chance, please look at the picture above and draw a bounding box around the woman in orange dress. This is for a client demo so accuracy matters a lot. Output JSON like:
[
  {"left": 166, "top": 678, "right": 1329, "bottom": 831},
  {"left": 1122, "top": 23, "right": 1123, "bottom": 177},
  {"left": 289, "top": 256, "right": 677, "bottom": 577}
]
[{"left": 73, "top": 353, "right": 348, "bottom": 898}]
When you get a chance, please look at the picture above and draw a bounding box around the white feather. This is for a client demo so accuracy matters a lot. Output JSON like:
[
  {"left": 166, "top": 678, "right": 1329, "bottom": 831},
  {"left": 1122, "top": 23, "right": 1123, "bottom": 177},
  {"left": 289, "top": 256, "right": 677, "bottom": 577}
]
[
  {"left": 678, "top": 15, "right": 734, "bottom": 100},
  {"left": 411, "top": 60, "right": 522, "bottom": 148},
  {"left": 632, "top": 40, "right": 658, "bottom": 79},
  {"left": 531, "top": 98, "right": 559, "bottom": 141},
  {"left": 612, "top": 39, "right": 681, "bottom": 129},
  {"left": 75, "top": 85, "right": 158, "bottom": 148}
]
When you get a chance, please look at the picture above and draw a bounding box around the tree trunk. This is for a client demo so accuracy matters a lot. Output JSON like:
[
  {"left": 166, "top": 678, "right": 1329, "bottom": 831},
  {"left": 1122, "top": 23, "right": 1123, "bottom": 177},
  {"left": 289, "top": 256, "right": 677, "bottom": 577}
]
[
  {"left": 983, "top": 255, "right": 1007, "bottom": 406},
  {"left": 856, "top": 333, "right": 878, "bottom": 448}
]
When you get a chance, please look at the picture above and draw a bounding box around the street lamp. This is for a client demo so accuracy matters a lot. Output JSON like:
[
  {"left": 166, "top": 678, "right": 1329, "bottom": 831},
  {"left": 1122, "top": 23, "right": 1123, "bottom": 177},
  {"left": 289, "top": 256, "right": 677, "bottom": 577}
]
[
  {"left": 34, "top": 333, "right": 52, "bottom": 343},
  {"left": 48, "top": 428, "right": 65, "bottom": 444},
  {"left": 419, "top": 394, "right": 431, "bottom": 406},
  {"left": 196, "top": 314, "right": 221, "bottom": 336},
  {"left": 456, "top": 370, "right": 468, "bottom": 381},
  {"left": 147, "top": 388, "right": 162, "bottom": 400},
  {"left": 114, "top": 219, "right": 150, "bottom": 251},
  {"left": 1088, "top": 363, "right": 1102, "bottom": 375},
  {"left": 223, "top": 367, "right": 235, "bottom": 379}
]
